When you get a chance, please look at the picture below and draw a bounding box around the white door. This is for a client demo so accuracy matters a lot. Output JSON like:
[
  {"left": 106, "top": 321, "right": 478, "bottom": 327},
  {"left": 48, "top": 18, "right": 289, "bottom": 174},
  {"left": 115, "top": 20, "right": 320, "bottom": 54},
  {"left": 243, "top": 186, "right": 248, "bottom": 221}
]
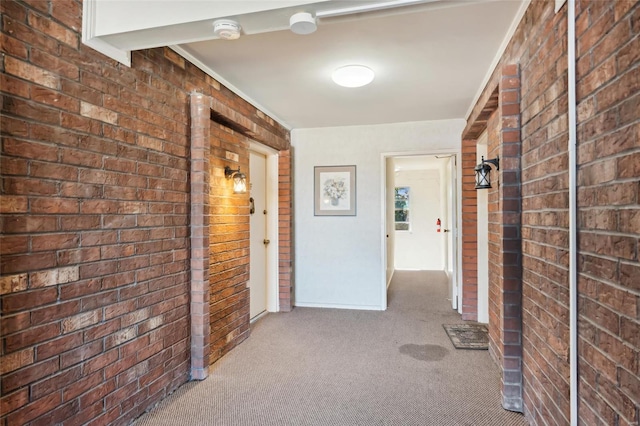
[{"left": 249, "top": 151, "right": 268, "bottom": 319}]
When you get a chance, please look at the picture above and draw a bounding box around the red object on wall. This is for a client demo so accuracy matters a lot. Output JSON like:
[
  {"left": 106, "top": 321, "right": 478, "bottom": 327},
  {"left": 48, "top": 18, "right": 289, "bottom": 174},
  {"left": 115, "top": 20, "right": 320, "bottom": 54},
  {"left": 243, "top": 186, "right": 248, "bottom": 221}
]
[{"left": 436, "top": 218, "right": 441, "bottom": 233}]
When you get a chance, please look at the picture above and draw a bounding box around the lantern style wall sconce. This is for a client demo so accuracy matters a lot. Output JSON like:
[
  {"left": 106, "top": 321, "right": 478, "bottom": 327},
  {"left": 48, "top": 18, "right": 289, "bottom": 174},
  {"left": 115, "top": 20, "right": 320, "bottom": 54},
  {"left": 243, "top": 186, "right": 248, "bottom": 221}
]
[
  {"left": 224, "top": 166, "right": 247, "bottom": 194},
  {"left": 474, "top": 156, "right": 500, "bottom": 189}
]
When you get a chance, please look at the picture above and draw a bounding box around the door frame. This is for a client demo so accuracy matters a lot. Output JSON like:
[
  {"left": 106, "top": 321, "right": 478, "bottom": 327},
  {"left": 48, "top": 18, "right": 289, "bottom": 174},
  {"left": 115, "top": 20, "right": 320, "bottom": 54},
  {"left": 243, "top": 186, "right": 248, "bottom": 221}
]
[
  {"left": 476, "top": 131, "right": 489, "bottom": 322},
  {"left": 380, "top": 149, "right": 462, "bottom": 311},
  {"left": 250, "top": 141, "right": 279, "bottom": 314}
]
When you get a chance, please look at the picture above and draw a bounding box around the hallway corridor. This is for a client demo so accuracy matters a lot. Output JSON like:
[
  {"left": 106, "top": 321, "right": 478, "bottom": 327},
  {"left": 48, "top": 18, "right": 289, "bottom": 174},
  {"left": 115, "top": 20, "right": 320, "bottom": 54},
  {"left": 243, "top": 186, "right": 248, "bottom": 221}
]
[{"left": 134, "top": 271, "right": 527, "bottom": 425}]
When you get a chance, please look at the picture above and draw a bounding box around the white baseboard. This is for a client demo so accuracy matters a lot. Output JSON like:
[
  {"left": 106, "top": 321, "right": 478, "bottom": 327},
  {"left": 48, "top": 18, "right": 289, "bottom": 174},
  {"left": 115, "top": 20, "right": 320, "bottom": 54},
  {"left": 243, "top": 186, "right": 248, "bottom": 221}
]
[{"left": 294, "top": 301, "right": 385, "bottom": 311}]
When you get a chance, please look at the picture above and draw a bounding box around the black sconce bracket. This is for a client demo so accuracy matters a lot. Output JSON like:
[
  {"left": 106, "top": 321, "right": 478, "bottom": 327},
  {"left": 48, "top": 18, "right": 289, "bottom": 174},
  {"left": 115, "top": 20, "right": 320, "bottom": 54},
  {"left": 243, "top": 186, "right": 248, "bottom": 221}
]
[
  {"left": 483, "top": 156, "right": 499, "bottom": 171},
  {"left": 225, "top": 166, "right": 242, "bottom": 179}
]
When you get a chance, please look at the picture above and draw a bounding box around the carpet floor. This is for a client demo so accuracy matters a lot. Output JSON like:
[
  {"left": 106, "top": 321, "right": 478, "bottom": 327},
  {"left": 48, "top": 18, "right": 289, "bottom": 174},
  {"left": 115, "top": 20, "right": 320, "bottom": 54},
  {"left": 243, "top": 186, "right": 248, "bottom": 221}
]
[{"left": 134, "top": 270, "right": 527, "bottom": 425}]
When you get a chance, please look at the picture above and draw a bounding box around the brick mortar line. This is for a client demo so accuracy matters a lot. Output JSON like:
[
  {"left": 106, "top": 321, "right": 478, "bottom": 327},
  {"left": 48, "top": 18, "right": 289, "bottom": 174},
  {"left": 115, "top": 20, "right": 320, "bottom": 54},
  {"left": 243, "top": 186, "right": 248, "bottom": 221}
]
[
  {"left": 578, "top": 271, "right": 640, "bottom": 295},
  {"left": 576, "top": 379, "right": 624, "bottom": 424},
  {"left": 521, "top": 326, "right": 572, "bottom": 389},
  {"left": 520, "top": 360, "right": 571, "bottom": 424},
  {"left": 578, "top": 301, "right": 639, "bottom": 331},
  {"left": 521, "top": 96, "right": 569, "bottom": 124},
  {"left": 522, "top": 289, "right": 570, "bottom": 321}
]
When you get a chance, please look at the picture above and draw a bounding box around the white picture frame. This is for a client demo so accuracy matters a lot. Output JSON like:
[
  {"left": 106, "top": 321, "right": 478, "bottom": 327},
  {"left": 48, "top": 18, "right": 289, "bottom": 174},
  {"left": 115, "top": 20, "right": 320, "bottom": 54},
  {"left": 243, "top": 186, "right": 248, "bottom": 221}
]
[{"left": 314, "top": 165, "right": 356, "bottom": 216}]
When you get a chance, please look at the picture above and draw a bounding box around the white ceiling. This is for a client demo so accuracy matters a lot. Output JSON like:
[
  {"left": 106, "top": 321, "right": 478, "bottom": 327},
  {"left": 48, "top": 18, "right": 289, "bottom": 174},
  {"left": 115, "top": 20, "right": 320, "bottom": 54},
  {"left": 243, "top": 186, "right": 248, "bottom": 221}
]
[{"left": 90, "top": 0, "right": 527, "bottom": 130}]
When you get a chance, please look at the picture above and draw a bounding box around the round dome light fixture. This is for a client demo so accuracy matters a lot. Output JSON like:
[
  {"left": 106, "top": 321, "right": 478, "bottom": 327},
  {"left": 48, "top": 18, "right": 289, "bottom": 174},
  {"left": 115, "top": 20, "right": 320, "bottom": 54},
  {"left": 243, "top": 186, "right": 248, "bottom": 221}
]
[
  {"left": 290, "top": 12, "right": 317, "bottom": 35},
  {"left": 213, "top": 19, "right": 241, "bottom": 40},
  {"left": 332, "top": 65, "right": 375, "bottom": 88}
]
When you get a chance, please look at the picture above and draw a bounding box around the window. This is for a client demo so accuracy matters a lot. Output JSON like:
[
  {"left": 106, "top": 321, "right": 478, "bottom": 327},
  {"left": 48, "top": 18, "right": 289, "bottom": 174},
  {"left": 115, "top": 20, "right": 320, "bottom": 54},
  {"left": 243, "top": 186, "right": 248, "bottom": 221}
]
[{"left": 395, "top": 187, "right": 410, "bottom": 231}]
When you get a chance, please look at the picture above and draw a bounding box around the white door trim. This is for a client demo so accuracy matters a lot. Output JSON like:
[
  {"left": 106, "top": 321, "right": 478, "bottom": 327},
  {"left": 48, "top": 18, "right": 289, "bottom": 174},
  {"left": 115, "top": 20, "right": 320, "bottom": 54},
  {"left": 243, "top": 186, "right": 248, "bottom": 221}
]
[
  {"left": 448, "top": 155, "right": 460, "bottom": 311},
  {"left": 476, "top": 131, "right": 489, "bottom": 322},
  {"left": 250, "top": 141, "right": 279, "bottom": 313}
]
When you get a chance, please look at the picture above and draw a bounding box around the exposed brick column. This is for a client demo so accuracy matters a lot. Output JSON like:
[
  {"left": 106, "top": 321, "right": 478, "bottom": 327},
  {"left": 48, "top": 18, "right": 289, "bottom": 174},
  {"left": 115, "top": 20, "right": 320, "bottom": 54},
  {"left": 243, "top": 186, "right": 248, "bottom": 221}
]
[
  {"left": 461, "top": 139, "right": 479, "bottom": 321},
  {"left": 278, "top": 149, "right": 294, "bottom": 311},
  {"left": 487, "top": 111, "right": 503, "bottom": 364},
  {"left": 495, "top": 64, "right": 523, "bottom": 412},
  {"left": 189, "top": 92, "right": 211, "bottom": 380}
]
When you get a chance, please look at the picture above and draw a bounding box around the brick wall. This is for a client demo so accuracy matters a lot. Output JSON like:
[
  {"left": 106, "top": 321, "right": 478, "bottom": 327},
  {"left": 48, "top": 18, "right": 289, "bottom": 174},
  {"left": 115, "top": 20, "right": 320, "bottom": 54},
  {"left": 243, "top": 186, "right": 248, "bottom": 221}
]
[
  {"left": 519, "top": 3, "right": 572, "bottom": 423},
  {"left": 278, "top": 149, "right": 294, "bottom": 311},
  {"left": 463, "top": 0, "right": 639, "bottom": 424},
  {"left": 208, "top": 123, "right": 251, "bottom": 363},
  {"left": 575, "top": 0, "right": 639, "bottom": 424},
  {"left": 0, "top": 1, "right": 290, "bottom": 424},
  {"left": 461, "top": 138, "right": 479, "bottom": 321}
]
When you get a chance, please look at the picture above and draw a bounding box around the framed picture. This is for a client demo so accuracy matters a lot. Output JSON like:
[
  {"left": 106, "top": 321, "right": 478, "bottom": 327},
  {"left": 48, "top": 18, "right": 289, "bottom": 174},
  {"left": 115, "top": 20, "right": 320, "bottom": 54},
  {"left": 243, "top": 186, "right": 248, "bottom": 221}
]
[{"left": 314, "top": 165, "right": 356, "bottom": 216}]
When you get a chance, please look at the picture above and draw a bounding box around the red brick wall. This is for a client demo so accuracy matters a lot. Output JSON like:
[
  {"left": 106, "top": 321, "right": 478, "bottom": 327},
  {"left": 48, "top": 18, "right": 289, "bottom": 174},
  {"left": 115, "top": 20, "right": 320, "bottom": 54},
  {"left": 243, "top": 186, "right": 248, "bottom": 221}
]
[
  {"left": 461, "top": 138, "right": 479, "bottom": 321},
  {"left": 519, "top": 3, "right": 572, "bottom": 423},
  {"left": 463, "top": 0, "right": 639, "bottom": 424},
  {"left": 278, "top": 149, "right": 294, "bottom": 311},
  {"left": 208, "top": 124, "right": 251, "bottom": 363},
  {"left": 575, "top": 0, "right": 639, "bottom": 424},
  {"left": 0, "top": 1, "right": 290, "bottom": 424}
]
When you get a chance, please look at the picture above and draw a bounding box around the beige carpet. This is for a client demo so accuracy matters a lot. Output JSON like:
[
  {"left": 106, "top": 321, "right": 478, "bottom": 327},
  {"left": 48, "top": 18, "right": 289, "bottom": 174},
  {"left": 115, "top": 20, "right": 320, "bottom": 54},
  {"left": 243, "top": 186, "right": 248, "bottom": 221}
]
[{"left": 134, "top": 271, "right": 527, "bottom": 425}]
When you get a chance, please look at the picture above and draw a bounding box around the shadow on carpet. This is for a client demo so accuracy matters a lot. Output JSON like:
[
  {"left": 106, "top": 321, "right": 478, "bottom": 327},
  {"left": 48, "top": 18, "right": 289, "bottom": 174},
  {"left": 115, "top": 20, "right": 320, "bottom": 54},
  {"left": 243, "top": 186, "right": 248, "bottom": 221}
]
[{"left": 443, "top": 323, "right": 489, "bottom": 350}]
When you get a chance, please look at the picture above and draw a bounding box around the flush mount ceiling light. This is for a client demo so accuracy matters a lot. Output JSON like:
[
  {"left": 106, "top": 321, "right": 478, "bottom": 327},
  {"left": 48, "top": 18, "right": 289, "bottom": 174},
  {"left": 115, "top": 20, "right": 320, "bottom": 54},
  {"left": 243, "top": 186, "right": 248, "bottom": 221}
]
[
  {"left": 332, "top": 65, "right": 375, "bottom": 88},
  {"left": 213, "top": 19, "right": 241, "bottom": 40},
  {"left": 290, "top": 12, "right": 317, "bottom": 35}
]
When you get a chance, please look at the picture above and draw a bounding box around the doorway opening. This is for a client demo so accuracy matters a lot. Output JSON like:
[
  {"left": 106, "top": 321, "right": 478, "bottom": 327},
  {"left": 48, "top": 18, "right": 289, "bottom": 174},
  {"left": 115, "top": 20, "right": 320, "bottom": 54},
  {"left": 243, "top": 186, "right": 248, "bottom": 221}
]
[{"left": 382, "top": 152, "right": 460, "bottom": 312}]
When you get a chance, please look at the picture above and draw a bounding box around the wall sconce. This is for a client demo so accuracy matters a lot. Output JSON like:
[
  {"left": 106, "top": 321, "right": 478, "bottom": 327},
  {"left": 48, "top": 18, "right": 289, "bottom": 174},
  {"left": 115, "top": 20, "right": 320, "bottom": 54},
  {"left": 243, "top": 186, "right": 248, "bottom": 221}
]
[
  {"left": 224, "top": 166, "right": 247, "bottom": 194},
  {"left": 474, "top": 156, "right": 500, "bottom": 189}
]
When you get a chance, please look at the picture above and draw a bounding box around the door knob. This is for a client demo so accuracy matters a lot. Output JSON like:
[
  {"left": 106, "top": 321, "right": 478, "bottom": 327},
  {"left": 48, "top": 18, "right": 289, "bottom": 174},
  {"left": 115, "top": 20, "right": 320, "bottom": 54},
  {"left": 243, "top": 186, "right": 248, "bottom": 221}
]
[{"left": 263, "top": 239, "right": 270, "bottom": 245}]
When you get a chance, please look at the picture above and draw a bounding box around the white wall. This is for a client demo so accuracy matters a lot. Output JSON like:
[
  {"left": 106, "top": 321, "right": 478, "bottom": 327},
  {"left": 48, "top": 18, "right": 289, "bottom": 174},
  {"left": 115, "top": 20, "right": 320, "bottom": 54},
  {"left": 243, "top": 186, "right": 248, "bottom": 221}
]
[
  {"left": 291, "top": 119, "right": 465, "bottom": 310},
  {"left": 393, "top": 169, "right": 443, "bottom": 270},
  {"left": 477, "top": 132, "right": 489, "bottom": 323}
]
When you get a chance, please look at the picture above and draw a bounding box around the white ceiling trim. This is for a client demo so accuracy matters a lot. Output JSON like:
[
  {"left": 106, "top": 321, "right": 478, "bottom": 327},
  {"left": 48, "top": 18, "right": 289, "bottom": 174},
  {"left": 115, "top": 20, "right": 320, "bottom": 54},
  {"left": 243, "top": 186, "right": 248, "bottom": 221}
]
[
  {"left": 169, "top": 45, "right": 292, "bottom": 131},
  {"left": 82, "top": 0, "right": 131, "bottom": 66},
  {"left": 464, "top": 0, "right": 531, "bottom": 120},
  {"left": 316, "top": 0, "right": 439, "bottom": 18}
]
